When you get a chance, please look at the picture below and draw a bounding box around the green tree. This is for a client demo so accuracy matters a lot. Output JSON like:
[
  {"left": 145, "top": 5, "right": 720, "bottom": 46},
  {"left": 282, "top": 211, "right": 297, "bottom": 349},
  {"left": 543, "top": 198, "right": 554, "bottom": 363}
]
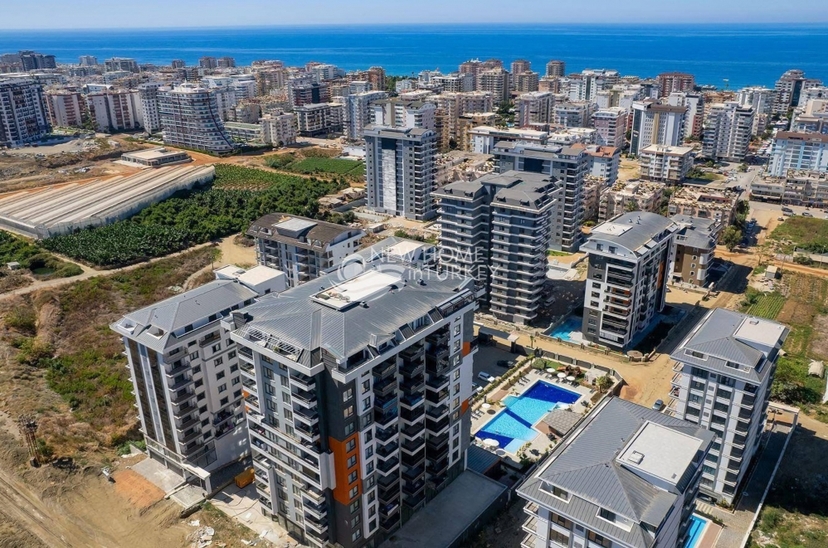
[{"left": 721, "top": 226, "right": 743, "bottom": 251}]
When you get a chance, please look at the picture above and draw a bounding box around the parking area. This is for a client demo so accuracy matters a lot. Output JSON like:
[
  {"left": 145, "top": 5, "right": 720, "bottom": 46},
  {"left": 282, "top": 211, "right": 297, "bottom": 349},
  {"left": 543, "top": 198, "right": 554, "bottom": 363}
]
[{"left": 473, "top": 344, "right": 521, "bottom": 385}]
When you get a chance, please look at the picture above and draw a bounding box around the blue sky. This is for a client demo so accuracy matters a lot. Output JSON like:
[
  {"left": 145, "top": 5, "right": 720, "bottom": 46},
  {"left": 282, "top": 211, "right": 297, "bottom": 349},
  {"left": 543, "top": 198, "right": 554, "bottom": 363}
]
[{"left": 3, "top": 0, "right": 828, "bottom": 29}]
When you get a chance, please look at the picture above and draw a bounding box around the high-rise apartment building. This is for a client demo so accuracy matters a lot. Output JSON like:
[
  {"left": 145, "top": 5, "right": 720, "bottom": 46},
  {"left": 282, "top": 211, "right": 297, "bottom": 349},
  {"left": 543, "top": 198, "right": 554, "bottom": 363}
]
[
  {"left": 291, "top": 82, "right": 332, "bottom": 108},
  {"left": 226, "top": 259, "right": 478, "bottom": 547},
  {"left": 45, "top": 91, "right": 85, "bottom": 128},
  {"left": 570, "top": 69, "right": 619, "bottom": 102},
  {"left": 517, "top": 91, "right": 555, "bottom": 127},
  {"left": 514, "top": 72, "right": 540, "bottom": 93},
  {"left": 295, "top": 103, "right": 345, "bottom": 137},
  {"left": 247, "top": 213, "right": 365, "bottom": 288},
  {"left": 493, "top": 141, "right": 589, "bottom": 252},
  {"left": 435, "top": 171, "right": 560, "bottom": 324},
  {"left": 667, "top": 92, "right": 704, "bottom": 139},
  {"left": 104, "top": 57, "right": 139, "bottom": 73},
  {"left": 668, "top": 309, "right": 788, "bottom": 503},
  {"left": 111, "top": 280, "right": 262, "bottom": 493},
  {"left": 510, "top": 59, "right": 532, "bottom": 76},
  {"left": 638, "top": 144, "right": 695, "bottom": 183},
  {"left": 581, "top": 212, "right": 678, "bottom": 350},
  {"left": 767, "top": 131, "right": 828, "bottom": 177},
  {"left": 478, "top": 68, "right": 511, "bottom": 103},
  {"left": 260, "top": 113, "right": 297, "bottom": 146},
  {"left": 773, "top": 69, "right": 822, "bottom": 115},
  {"left": 553, "top": 102, "right": 592, "bottom": 128},
  {"left": 669, "top": 215, "right": 719, "bottom": 287},
  {"left": 0, "top": 79, "right": 50, "bottom": 147},
  {"left": 432, "top": 73, "right": 475, "bottom": 93},
  {"left": 591, "top": 107, "right": 628, "bottom": 148},
  {"left": 18, "top": 50, "right": 57, "bottom": 70},
  {"left": 364, "top": 126, "right": 437, "bottom": 221},
  {"left": 370, "top": 99, "right": 436, "bottom": 131},
  {"left": 217, "top": 57, "right": 236, "bottom": 69},
  {"left": 345, "top": 90, "right": 389, "bottom": 140},
  {"left": 545, "top": 60, "right": 566, "bottom": 78},
  {"left": 199, "top": 56, "right": 218, "bottom": 69},
  {"left": 702, "top": 102, "right": 755, "bottom": 161},
  {"left": 518, "top": 397, "right": 714, "bottom": 548},
  {"left": 159, "top": 84, "right": 235, "bottom": 154},
  {"left": 138, "top": 82, "right": 164, "bottom": 133},
  {"left": 737, "top": 86, "right": 773, "bottom": 134},
  {"left": 657, "top": 72, "right": 696, "bottom": 96},
  {"left": 78, "top": 55, "right": 98, "bottom": 66},
  {"left": 630, "top": 100, "right": 687, "bottom": 155},
  {"left": 86, "top": 90, "right": 142, "bottom": 132}
]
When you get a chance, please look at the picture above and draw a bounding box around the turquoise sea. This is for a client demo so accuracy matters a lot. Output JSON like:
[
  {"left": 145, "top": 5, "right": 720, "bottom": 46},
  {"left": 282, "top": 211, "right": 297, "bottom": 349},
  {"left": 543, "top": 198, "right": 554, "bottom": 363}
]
[{"left": 1, "top": 24, "right": 828, "bottom": 88}]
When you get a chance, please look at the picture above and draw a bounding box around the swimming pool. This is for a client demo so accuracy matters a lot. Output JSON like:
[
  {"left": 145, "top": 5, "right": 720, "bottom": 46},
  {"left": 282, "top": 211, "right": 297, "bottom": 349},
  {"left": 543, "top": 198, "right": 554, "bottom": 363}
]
[
  {"left": 546, "top": 316, "right": 584, "bottom": 343},
  {"left": 684, "top": 515, "right": 709, "bottom": 548},
  {"left": 476, "top": 381, "right": 580, "bottom": 453}
]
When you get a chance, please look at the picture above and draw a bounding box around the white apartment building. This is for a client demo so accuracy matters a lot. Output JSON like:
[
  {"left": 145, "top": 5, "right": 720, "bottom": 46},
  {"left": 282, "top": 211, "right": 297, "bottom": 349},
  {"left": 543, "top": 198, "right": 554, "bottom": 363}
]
[
  {"left": 370, "top": 99, "right": 436, "bottom": 131},
  {"left": 583, "top": 145, "right": 621, "bottom": 185},
  {"left": 517, "top": 91, "right": 555, "bottom": 127},
  {"left": 468, "top": 126, "right": 548, "bottom": 154},
  {"left": 768, "top": 132, "right": 828, "bottom": 177},
  {"left": 346, "top": 90, "right": 389, "bottom": 140},
  {"left": 553, "top": 102, "right": 592, "bottom": 128},
  {"left": 247, "top": 213, "right": 365, "bottom": 288},
  {"left": 737, "top": 86, "right": 773, "bottom": 135},
  {"left": 86, "top": 89, "right": 142, "bottom": 132},
  {"left": 668, "top": 309, "right": 788, "bottom": 503},
  {"left": 546, "top": 60, "right": 565, "bottom": 77},
  {"left": 630, "top": 100, "right": 687, "bottom": 156},
  {"left": 226, "top": 259, "right": 478, "bottom": 548},
  {"left": 45, "top": 91, "right": 85, "bottom": 128},
  {"left": 514, "top": 71, "right": 540, "bottom": 93},
  {"left": 598, "top": 181, "right": 665, "bottom": 222},
  {"left": 702, "top": 102, "right": 755, "bottom": 162},
  {"left": 581, "top": 212, "right": 678, "bottom": 350},
  {"left": 433, "top": 73, "right": 475, "bottom": 93},
  {"left": 0, "top": 79, "right": 51, "bottom": 147},
  {"left": 364, "top": 126, "right": 437, "bottom": 221},
  {"left": 138, "top": 82, "right": 164, "bottom": 133},
  {"left": 569, "top": 69, "right": 619, "bottom": 102},
  {"left": 111, "top": 280, "right": 262, "bottom": 493},
  {"left": 260, "top": 113, "right": 296, "bottom": 146},
  {"left": 667, "top": 92, "right": 704, "bottom": 139},
  {"left": 591, "top": 107, "right": 627, "bottom": 148},
  {"left": 518, "top": 397, "right": 713, "bottom": 548},
  {"left": 791, "top": 98, "right": 828, "bottom": 134},
  {"left": 638, "top": 144, "right": 694, "bottom": 183},
  {"left": 159, "top": 84, "right": 235, "bottom": 154}
]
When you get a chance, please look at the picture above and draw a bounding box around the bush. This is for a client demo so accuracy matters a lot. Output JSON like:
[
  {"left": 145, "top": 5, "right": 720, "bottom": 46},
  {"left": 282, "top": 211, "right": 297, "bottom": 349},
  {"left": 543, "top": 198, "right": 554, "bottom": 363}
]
[
  {"left": 5, "top": 306, "right": 37, "bottom": 334},
  {"left": 15, "top": 338, "right": 55, "bottom": 367},
  {"left": 760, "top": 507, "right": 782, "bottom": 530}
]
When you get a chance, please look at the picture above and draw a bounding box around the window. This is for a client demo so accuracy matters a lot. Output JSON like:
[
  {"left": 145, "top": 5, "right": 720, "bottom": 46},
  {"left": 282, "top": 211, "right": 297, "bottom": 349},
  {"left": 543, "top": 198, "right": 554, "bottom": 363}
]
[
  {"left": 608, "top": 246, "right": 616, "bottom": 253},
  {"left": 345, "top": 422, "right": 355, "bottom": 435},
  {"left": 214, "top": 357, "right": 223, "bottom": 367},
  {"left": 196, "top": 392, "right": 205, "bottom": 401},
  {"left": 194, "top": 379, "right": 204, "bottom": 388},
  {"left": 230, "top": 364, "right": 238, "bottom": 373},
  {"left": 454, "top": 325, "right": 461, "bottom": 335},
  {"left": 547, "top": 484, "right": 569, "bottom": 501},
  {"left": 549, "top": 530, "right": 569, "bottom": 546},
  {"left": 346, "top": 439, "right": 356, "bottom": 452},
  {"left": 233, "top": 389, "right": 242, "bottom": 399},
  {"left": 348, "top": 471, "right": 358, "bottom": 484},
  {"left": 363, "top": 397, "right": 370, "bottom": 412},
  {"left": 220, "top": 396, "right": 228, "bottom": 406},
  {"left": 686, "top": 351, "right": 707, "bottom": 361},
  {"left": 212, "top": 343, "right": 221, "bottom": 353},
  {"left": 344, "top": 405, "right": 354, "bottom": 419},
  {"left": 201, "top": 418, "right": 210, "bottom": 427},
  {"left": 362, "top": 380, "right": 370, "bottom": 394},
  {"left": 347, "top": 455, "right": 357, "bottom": 468},
  {"left": 366, "top": 461, "right": 374, "bottom": 474},
  {"left": 218, "top": 384, "right": 227, "bottom": 393},
  {"left": 702, "top": 465, "right": 716, "bottom": 476},
  {"left": 282, "top": 392, "right": 291, "bottom": 403},
  {"left": 365, "top": 429, "right": 373, "bottom": 442},
  {"left": 216, "top": 371, "right": 225, "bottom": 380},
  {"left": 598, "top": 508, "right": 616, "bottom": 522},
  {"left": 232, "top": 376, "right": 241, "bottom": 385},
  {"left": 228, "top": 351, "right": 236, "bottom": 359},
  {"left": 351, "top": 529, "right": 361, "bottom": 542},
  {"left": 189, "top": 351, "right": 199, "bottom": 360},
  {"left": 453, "top": 424, "right": 460, "bottom": 436},
  {"left": 343, "top": 388, "right": 354, "bottom": 402},
  {"left": 350, "top": 500, "right": 360, "bottom": 513},
  {"left": 453, "top": 397, "right": 459, "bottom": 409},
  {"left": 453, "top": 370, "right": 460, "bottom": 380},
  {"left": 349, "top": 486, "right": 358, "bottom": 499},
  {"left": 453, "top": 340, "right": 460, "bottom": 351},
  {"left": 587, "top": 531, "right": 611, "bottom": 548}
]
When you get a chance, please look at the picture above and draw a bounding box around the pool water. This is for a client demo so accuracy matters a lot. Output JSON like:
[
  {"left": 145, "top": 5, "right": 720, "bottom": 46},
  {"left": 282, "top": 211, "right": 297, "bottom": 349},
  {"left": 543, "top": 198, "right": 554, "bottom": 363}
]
[
  {"left": 546, "top": 316, "right": 583, "bottom": 343},
  {"left": 684, "top": 515, "right": 709, "bottom": 548},
  {"left": 476, "top": 381, "right": 580, "bottom": 453}
]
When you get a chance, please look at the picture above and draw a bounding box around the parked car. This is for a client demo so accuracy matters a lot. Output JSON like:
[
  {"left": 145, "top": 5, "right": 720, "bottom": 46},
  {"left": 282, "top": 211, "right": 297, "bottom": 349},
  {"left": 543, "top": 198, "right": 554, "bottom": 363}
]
[
  {"left": 781, "top": 206, "right": 794, "bottom": 214},
  {"left": 478, "top": 372, "right": 495, "bottom": 383},
  {"left": 802, "top": 211, "right": 813, "bottom": 217},
  {"left": 472, "top": 383, "right": 483, "bottom": 394},
  {"left": 652, "top": 399, "right": 665, "bottom": 412},
  {"left": 496, "top": 360, "right": 512, "bottom": 367}
]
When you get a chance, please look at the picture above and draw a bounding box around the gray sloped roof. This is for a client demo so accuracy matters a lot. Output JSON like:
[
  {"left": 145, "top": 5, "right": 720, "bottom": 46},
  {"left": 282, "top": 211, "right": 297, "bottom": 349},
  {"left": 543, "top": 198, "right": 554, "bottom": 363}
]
[
  {"left": 233, "top": 264, "right": 474, "bottom": 361},
  {"left": 670, "top": 308, "right": 788, "bottom": 383},
  {"left": 586, "top": 212, "right": 678, "bottom": 255},
  {"left": 116, "top": 280, "right": 257, "bottom": 351},
  {"left": 518, "top": 397, "right": 713, "bottom": 548}
]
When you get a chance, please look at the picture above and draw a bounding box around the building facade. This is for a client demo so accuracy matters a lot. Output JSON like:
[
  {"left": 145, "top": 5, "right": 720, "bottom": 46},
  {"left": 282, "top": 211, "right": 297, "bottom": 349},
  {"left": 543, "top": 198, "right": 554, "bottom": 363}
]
[
  {"left": 668, "top": 309, "right": 788, "bottom": 503},
  {"left": 638, "top": 144, "right": 695, "bottom": 183},
  {"left": 159, "top": 84, "right": 235, "bottom": 154},
  {"left": 45, "top": 91, "right": 85, "bottom": 128},
  {"left": 111, "top": 280, "right": 260, "bottom": 493},
  {"left": 0, "top": 79, "right": 50, "bottom": 147},
  {"left": 581, "top": 212, "right": 678, "bottom": 350},
  {"left": 768, "top": 132, "right": 828, "bottom": 177},
  {"left": 630, "top": 100, "right": 687, "bottom": 156},
  {"left": 702, "top": 102, "right": 755, "bottom": 162},
  {"left": 247, "top": 213, "right": 365, "bottom": 288},
  {"left": 226, "top": 261, "right": 478, "bottom": 548},
  {"left": 364, "top": 126, "right": 437, "bottom": 221},
  {"left": 591, "top": 107, "right": 628, "bottom": 148},
  {"left": 670, "top": 215, "right": 719, "bottom": 287}
]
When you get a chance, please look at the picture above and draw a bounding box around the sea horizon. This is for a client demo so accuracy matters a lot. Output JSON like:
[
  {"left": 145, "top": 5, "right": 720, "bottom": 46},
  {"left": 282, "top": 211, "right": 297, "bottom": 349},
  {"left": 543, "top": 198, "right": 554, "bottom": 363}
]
[{"left": 2, "top": 23, "right": 828, "bottom": 88}]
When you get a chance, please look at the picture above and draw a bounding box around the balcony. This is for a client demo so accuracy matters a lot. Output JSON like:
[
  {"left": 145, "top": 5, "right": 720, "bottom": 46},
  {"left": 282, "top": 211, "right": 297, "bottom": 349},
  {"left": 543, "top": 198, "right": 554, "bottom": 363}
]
[
  {"left": 165, "top": 361, "right": 191, "bottom": 377},
  {"left": 400, "top": 393, "right": 425, "bottom": 409},
  {"left": 378, "top": 472, "right": 401, "bottom": 491},
  {"left": 402, "top": 464, "right": 425, "bottom": 481},
  {"left": 373, "top": 360, "right": 396, "bottom": 379},
  {"left": 295, "top": 422, "right": 321, "bottom": 443},
  {"left": 378, "top": 456, "right": 400, "bottom": 475},
  {"left": 403, "top": 491, "right": 425, "bottom": 508},
  {"left": 377, "top": 440, "right": 399, "bottom": 458},
  {"left": 402, "top": 422, "right": 425, "bottom": 438},
  {"left": 373, "top": 376, "right": 397, "bottom": 397},
  {"left": 400, "top": 361, "right": 425, "bottom": 378},
  {"left": 426, "top": 416, "right": 450, "bottom": 435},
  {"left": 400, "top": 377, "right": 425, "bottom": 394},
  {"left": 289, "top": 372, "right": 316, "bottom": 391},
  {"left": 179, "top": 428, "right": 202, "bottom": 445},
  {"left": 426, "top": 403, "right": 449, "bottom": 419},
  {"left": 403, "top": 478, "right": 426, "bottom": 496},
  {"left": 426, "top": 375, "right": 450, "bottom": 392},
  {"left": 380, "top": 501, "right": 400, "bottom": 519},
  {"left": 375, "top": 408, "right": 399, "bottom": 427},
  {"left": 376, "top": 426, "right": 399, "bottom": 442},
  {"left": 175, "top": 414, "right": 200, "bottom": 432},
  {"left": 199, "top": 332, "right": 221, "bottom": 348},
  {"left": 293, "top": 405, "right": 319, "bottom": 425},
  {"left": 292, "top": 389, "right": 317, "bottom": 407},
  {"left": 381, "top": 515, "right": 401, "bottom": 532},
  {"left": 427, "top": 432, "right": 450, "bottom": 451},
  {"left": 400, "top": 405, "right": 425, "bottom": 424},
  {"left": 170, "top": 389, "right": 196, "bottom": 406}
]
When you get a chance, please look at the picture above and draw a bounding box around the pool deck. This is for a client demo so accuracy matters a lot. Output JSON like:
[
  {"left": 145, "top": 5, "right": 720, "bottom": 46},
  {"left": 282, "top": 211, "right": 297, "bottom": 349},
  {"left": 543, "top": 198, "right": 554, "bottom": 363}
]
[{"left": 471, "top": 369, "right": 594, "bottom": 463}]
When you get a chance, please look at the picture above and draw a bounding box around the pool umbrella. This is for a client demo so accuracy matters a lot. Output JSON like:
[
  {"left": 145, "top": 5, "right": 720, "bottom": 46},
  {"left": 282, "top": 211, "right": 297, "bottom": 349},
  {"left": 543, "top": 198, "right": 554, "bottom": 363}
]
[
  {"left": 566, "top": 375, "right": 576, "bottom": 382},
  {"left": 546, "top": 367, "right": 556, "bottom": 373},
  {"left": 483, "top": 438, "right": 500, "bottom": 447},
  {"left": 557, "top": 372, "right": 567, "bottom": 379},
  {"left": 481, "top": 403, "right": 491, "bottom": 410}
]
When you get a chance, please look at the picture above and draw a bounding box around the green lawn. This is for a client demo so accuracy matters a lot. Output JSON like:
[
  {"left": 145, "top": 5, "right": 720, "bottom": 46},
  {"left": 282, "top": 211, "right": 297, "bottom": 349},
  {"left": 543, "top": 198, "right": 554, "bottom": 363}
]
[
  {"left": 746, "top": 292, "right": 786, "bottom": 319},
  {"left": 285, "top": 157, "right": 365, "bottom": 176}
]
